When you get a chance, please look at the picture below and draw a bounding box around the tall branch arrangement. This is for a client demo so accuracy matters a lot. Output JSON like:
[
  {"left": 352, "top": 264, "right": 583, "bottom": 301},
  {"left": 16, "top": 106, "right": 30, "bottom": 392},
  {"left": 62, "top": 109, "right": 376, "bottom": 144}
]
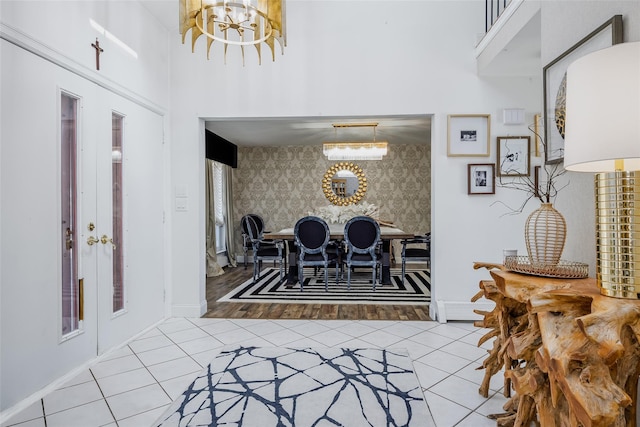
[{"left": 495, "top": 121, "right": 568, "bottom": 215}]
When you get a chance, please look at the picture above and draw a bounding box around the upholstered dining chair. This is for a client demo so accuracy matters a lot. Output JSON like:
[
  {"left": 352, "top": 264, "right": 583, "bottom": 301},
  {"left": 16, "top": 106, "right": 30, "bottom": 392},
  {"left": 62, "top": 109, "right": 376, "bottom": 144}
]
[
  {"left": 240, "top": 214, "right": 267, "bottom": 269},
  {"left": 294, "top": 216, "right": 340, "bottom": 291},
  {"left": 242, "top": 215, "right": 285, "bottom": 283},
  {"left": 343, "top": 216, "right": 382, "bottom": 291},
  {"left": 400, "top": 233, "right": 430, "bottom": 285}
]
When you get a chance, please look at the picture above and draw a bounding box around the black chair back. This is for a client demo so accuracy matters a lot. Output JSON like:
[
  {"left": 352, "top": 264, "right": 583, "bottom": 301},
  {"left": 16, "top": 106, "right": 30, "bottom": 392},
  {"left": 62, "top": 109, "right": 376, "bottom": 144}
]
[
  {"left": 294, "top": 216, "right": 337, "bottom": 291},
  {"left": 296, "top": 217, "right": 330, "bottom": 254},
  {"left": 241, "top": 214, "right": 285, "bottom": 282},
  {"left": 344, "top": 216, "right": 380, "bottom": 256},
  {"left": 344, "top": 216, "right": 381, "bottom": 290},
  {"left": 400, "top": 232, "right": 431, "bottom": 284},
  {"left": 240, "top": 214, "right": 266, "bottom": 269},
  {"left": 241, "top": 214, "right": 264, "bottom": 240}
]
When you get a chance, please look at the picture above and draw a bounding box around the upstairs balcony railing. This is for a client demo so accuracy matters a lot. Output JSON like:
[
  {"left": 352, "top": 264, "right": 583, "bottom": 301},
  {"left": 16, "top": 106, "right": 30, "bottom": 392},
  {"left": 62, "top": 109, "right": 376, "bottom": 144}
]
[{"left": 485, "top": 0, "right": 513, "bottom": 33}]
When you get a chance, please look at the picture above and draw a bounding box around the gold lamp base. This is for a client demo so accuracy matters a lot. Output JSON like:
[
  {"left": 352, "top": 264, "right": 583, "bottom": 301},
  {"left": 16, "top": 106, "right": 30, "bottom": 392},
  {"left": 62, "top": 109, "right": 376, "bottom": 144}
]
[{"left": 595, "top": 171, "right": 640, "bottom": 299}]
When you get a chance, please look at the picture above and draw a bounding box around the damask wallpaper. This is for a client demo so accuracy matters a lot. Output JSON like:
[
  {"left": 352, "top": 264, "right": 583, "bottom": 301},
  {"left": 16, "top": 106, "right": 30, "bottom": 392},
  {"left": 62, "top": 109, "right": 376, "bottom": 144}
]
[{"left": 232, "top": 144, "right": 431, "bottom": 259}]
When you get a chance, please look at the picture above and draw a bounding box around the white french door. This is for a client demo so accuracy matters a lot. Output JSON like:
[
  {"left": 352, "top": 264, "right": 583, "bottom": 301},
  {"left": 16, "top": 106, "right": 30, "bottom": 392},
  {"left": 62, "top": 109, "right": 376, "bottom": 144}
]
[
  {"left": 61, "top": 76, "right": 165, "bottom": 355},
  {"left": 2, "top": 39, "right": 165, "bottom": 400},
  {"left": 90, "top": 92, "right": 164, "bottom": 354},
  {"left": 78, "top": 90, "right": 165, "bottom": 354},
  {"left": 76, "top": 87, "right": 116, "bottom": 353}
]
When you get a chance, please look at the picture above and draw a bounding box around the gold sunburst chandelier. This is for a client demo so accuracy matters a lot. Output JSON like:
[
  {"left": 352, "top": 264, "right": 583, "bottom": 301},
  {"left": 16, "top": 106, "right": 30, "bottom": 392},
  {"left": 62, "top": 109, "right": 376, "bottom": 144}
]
[{"left": 179, "top": 0, "right": 286, "bottom": 64}]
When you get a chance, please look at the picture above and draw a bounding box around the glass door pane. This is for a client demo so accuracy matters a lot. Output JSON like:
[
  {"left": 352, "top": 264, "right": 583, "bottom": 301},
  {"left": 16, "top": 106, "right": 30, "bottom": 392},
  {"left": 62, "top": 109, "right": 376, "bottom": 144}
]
[
  {"left": 111, "top": 113, "right": 124, "bottom": 312},
  {"left": 61, "top": 93, "right": 79, "bottom": 335}
]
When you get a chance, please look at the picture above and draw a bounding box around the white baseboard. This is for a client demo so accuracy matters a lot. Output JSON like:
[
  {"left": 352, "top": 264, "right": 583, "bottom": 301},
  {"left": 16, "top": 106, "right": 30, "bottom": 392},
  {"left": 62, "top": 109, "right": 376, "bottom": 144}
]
[
  {"left": 171, "top": 300, "right": 207, "bottom": 317},
  {"left": 436, "top": 300, "right": 495, "bottom": 323}
]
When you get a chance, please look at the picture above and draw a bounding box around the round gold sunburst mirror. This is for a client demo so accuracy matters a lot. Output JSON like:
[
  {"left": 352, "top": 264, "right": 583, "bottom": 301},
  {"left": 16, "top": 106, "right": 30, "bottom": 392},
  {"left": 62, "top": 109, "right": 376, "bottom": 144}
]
[{"left": 322, "top": 162, "right": 367, "bottom": 206}]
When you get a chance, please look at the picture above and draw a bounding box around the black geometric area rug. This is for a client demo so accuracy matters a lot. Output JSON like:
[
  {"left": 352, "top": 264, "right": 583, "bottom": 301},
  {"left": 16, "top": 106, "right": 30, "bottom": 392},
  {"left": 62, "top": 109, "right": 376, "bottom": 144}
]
[
  {"left": 217, "top": 268, "right": 431, "bottom": 305},
  {"left": 154, "top": 346, "right": 432, "bottom": 427}
]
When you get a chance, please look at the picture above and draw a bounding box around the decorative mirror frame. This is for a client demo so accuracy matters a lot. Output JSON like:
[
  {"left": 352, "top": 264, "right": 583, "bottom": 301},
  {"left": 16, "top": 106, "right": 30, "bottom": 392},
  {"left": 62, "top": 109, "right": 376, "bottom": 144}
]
[{"left": 322, "top": 162, "right": 367, "bottom": 206}]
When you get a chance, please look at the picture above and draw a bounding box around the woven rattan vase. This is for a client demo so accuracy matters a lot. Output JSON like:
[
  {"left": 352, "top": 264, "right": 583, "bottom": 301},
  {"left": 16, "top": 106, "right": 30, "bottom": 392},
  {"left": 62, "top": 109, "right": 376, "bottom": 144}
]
[{"left": 525, "top": 203, "right": 567, "bottom": 267}]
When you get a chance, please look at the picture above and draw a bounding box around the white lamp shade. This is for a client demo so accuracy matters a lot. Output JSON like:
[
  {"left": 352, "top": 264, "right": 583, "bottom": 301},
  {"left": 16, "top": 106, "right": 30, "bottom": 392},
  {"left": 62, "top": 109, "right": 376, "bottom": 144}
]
[{"left": 564, "top": 42, "right": 640, "bottom": 172}]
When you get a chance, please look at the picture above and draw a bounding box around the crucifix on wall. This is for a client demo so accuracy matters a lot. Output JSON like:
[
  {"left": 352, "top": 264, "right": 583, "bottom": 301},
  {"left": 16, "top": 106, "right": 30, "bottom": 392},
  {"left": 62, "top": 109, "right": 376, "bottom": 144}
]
[{"left": 91, "top": 38, "right": 104, "bottom": 70}]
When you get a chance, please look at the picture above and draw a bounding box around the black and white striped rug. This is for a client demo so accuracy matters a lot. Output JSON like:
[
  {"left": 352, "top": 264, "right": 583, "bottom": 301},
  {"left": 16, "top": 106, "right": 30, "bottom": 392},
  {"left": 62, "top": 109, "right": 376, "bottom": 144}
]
[{"left": 218, "top": 268, "right": 430, "bottom": 305}]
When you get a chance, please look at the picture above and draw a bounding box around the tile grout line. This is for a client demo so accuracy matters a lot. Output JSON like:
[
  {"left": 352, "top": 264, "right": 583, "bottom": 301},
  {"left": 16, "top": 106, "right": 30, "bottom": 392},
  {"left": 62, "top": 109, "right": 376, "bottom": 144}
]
[
  {"left": 130, "top": 330, "right": 189, "bottom": 394},
  {"left": 41, "top": 399, "right": 47, "bottom": 427},
  {"left": 117, "top": 341, "right": 176, "bottom": 425},
  {"left": 88, "top": 369, "right": 118, "bottom": 427},
  {"left": 420, "top": 354, "right": 508, "bottom": 426}
]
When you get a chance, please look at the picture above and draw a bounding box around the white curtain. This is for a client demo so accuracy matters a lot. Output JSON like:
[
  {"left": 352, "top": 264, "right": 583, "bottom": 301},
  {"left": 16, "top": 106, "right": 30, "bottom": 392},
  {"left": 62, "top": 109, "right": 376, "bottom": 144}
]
[
  {"left": 223, "top": 163, "right": 237, "bottom": 267},
  {"left": 205, "top": 159, "right": 224, "bottom": 277}
]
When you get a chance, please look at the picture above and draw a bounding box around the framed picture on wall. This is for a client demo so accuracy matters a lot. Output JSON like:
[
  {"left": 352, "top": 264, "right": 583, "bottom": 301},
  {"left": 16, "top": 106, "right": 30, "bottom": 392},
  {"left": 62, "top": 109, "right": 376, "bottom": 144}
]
[
  {"left": 447, "top": 114, "right": 491, "bottom": 157},
  {"left": 533, "top": 113, "right": 543, "bottom": 157},
  {"left": 543, "top": 15, "right": 623, "bottom": 164},
  {"left": 497, "top": 136, "right": 530, "bottom": 177},
  {"left": 468, "top": 163, "right": 495, "bottom": 195}
]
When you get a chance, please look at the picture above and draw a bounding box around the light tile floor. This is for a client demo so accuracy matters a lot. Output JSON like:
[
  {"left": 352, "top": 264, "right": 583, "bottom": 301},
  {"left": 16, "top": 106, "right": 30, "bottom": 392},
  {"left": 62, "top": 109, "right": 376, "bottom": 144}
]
[{"left": 2, "top": 318, "right": 507, "bottom": 427}]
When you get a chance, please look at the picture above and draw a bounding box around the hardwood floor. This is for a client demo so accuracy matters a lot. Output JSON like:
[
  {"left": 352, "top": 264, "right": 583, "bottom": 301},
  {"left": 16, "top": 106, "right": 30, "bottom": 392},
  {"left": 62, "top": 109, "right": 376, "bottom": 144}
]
[{"left": 203, "top": 265, "right": 432, "bottom": 320}]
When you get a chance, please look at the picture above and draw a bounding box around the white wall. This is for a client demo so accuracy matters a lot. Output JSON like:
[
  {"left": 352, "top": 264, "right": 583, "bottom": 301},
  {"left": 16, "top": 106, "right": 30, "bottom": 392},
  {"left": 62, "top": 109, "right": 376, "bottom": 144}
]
[
  {"left": 437, "top": 2, "right": 640, "bottom": 320},
  {"left": 168, "top": 0, "right": 541, "bottom": 319},
  {"left": 0, "top": 0, "right": 169, "bottom": 110},
  {"left": 432, "top": 78, "right": 542, "bottom": 321},
  {"left": 0, "top": 0, "right": 170, "bottom": 413},
  {"left": 169, "top": 0, "right": 640, "bottom": 322}
]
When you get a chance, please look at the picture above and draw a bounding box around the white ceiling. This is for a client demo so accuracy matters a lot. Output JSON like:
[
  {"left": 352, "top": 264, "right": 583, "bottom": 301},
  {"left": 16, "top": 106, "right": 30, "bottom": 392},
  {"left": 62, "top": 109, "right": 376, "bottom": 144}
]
[
  {"left": 140, "top": 1, "right": 540, "bottom": 147},
  {"left": 140, "top": 0, "right": 179, "bottom": 31},
  {"left": 477, "top": 11, "right": 542, "bottom": 77},
  {"left": 205, "top": 116, "right": 432, "bottom": 147}
]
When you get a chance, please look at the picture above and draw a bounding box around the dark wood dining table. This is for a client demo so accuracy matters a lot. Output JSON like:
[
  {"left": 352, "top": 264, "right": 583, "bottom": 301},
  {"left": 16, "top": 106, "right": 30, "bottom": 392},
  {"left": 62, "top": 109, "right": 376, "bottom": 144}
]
[{"left": 263, "top": 224, "right": 414, "bottom": 285}]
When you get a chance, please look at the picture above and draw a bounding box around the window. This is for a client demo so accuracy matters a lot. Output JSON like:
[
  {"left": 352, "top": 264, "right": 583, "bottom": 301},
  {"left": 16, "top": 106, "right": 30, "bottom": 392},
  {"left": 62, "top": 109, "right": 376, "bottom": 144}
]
[
  {"left": 214, "top": 161, "right": 226, "bottom": 253},
  {"left": 61, "top": 93, "right": 79, "bottom": 336},
  {"left": 112, "top": 113, "right": 125, "bottom": 313}
]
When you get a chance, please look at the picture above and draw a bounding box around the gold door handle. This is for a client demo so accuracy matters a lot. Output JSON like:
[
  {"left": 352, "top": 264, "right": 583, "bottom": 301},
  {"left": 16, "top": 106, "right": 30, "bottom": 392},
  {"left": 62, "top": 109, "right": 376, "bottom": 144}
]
[
  {"left": 101, "top": 235, "right": 116, "bottom": 250},
  {"left": 87, "top": 236, "right": 100, "bottom": 246}
]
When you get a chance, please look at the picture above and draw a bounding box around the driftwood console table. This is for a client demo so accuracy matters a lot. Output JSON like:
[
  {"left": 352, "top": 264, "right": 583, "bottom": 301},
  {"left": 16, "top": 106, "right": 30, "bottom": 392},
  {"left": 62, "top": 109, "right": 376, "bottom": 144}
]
[{"left": 472, "top": 262, "right": 640, "bottom": 427}]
